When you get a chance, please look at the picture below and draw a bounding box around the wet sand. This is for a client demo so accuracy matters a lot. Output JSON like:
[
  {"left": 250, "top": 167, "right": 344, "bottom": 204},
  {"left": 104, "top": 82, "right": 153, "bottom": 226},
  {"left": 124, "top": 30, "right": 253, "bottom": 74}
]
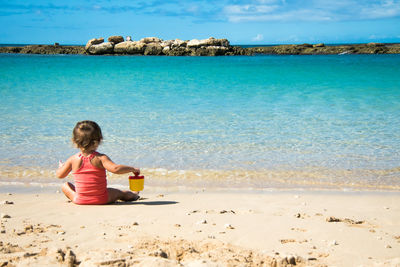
[{"left": 1, "top": 190, "right": 399, "bottom": 266}]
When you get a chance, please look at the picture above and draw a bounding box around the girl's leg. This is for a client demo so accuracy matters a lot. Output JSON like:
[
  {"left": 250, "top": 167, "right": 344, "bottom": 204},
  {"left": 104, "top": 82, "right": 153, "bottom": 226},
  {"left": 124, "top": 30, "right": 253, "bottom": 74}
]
[
  {"left": 107, "top": 188, "right": 139, "bottom": 203},
  {"left": 62, "top": 182, "right": 76, "bottom": 202}
]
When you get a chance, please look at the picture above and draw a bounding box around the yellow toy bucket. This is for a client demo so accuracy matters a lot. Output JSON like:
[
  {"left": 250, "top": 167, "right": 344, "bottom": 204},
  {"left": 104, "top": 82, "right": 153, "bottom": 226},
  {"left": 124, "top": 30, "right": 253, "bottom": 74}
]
[{"left": 129, "top": 175, "right": 144, "bottom": 191}]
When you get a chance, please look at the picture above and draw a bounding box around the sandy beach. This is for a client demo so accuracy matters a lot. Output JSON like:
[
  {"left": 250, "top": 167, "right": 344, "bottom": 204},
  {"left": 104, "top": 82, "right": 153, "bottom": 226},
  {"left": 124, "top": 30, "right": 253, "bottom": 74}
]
[
  {"left": 1, "top": 189, "right": 399, "bottom": 266},
  {"left": 2, "top": 1, "right": 400, "bottom": 267}
]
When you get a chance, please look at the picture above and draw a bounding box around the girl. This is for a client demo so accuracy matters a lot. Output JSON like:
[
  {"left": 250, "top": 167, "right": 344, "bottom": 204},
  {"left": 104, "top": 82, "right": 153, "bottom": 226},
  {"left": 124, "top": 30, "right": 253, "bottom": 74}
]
[{"left": 57, "top": 120, "right": 140, "bottom": 205}]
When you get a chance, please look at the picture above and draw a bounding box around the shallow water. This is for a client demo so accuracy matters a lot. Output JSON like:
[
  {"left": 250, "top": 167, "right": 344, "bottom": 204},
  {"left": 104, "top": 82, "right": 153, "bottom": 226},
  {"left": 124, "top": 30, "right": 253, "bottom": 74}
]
[{"left": 1, "top": 54, "right": 400, "bottom": 190}]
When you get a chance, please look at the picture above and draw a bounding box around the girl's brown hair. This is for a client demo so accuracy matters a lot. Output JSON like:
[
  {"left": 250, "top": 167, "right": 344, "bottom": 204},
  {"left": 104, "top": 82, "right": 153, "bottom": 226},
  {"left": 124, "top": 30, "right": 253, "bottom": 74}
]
[{"left": 72, "top": 121, "right": 103, "bottom": 151}]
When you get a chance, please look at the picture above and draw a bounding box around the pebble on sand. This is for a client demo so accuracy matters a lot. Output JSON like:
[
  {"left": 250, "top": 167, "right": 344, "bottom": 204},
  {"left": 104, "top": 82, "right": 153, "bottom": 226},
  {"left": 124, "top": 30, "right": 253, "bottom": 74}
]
[
  {"left": 329, "top": 240, "right": 339, "bottom": 246},
  {"left": 326, "top": 216, "right": 341, "bottom": 222},
  {"left": 224, "top": 224, "right": 234, "bottom": 229},
  {"left": 219, "top": 210, "right": 236, "bottom": 214},
  {"left": 1, "top": 214, "right": 11, "bottom": 219}
]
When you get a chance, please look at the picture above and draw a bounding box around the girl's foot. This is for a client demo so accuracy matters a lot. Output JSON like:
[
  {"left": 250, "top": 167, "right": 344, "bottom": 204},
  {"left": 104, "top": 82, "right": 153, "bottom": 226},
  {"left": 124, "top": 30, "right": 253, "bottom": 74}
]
[{"left": 125, "top": 191, "right": 140, "bottom": 201}]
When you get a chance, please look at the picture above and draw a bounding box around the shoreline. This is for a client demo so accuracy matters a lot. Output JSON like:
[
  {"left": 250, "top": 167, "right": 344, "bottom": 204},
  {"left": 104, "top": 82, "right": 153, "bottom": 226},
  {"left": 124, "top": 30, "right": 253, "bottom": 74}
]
[
  {"left": 1, "top": 166, "right": 399, "bottom": 193},
  {"left": 1, "top": 42, "right": 400, "bottom": 56},
  {"left": 1, "top": 190, "right": 399, "bottom": 266},
  {"left": 1, "top": 180, "right": 400, "bottom": 196}
]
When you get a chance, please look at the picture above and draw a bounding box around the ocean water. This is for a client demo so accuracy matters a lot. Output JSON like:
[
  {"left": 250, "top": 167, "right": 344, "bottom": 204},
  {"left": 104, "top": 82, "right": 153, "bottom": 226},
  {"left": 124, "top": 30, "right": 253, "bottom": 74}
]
[{"left": 1, "top": 53, "right": 400, "bottom": 191}]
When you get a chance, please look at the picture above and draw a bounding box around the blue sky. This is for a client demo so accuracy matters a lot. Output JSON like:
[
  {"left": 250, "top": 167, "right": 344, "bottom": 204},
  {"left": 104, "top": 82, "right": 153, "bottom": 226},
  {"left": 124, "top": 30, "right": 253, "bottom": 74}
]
[{"left": 1, "top": 0, "right": 400, "bottom": 45}]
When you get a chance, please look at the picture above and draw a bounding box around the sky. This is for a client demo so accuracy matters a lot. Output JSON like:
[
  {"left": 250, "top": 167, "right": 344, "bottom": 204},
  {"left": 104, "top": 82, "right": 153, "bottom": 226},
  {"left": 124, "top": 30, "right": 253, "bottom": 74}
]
[{"left": 1, "top": 0, "right": 400, "bottom": 45}]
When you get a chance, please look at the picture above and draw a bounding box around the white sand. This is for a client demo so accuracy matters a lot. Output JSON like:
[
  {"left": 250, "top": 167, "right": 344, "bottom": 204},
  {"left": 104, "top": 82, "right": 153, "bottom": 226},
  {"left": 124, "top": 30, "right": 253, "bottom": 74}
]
[{"left": 1, "top": 190, "right": 399, "bottom": 266}]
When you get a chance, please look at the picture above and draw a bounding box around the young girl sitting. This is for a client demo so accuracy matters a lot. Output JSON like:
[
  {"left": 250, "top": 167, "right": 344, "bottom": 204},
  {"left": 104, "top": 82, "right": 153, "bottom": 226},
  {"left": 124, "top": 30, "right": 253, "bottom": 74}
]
[{"left": 56, "top": 120, "right": 140, "bottom": 205}]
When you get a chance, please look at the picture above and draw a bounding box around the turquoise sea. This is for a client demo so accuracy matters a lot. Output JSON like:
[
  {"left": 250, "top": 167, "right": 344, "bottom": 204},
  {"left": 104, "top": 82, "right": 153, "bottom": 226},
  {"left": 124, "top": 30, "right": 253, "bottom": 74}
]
[{"left": 1, "top": 53, "right": 400, "bottom": 191}]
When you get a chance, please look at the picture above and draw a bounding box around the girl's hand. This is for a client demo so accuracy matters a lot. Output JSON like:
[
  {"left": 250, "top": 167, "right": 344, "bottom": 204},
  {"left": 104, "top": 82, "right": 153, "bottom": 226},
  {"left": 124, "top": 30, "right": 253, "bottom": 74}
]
[
  {"left": 56, "top": 157, "right": 72, "bottom": 178},
  {"left": 133, "top": 168, "right": 140, "bottom": 176}
]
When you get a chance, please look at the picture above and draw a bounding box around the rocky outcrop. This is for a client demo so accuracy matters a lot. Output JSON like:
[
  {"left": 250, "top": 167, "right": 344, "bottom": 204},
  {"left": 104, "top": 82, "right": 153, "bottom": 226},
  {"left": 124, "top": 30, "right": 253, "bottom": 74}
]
[
  {"left": 108, "top": 36, "right": 124, "bottom": 44},
  {"left": 1, "top": 38, "right": 400, "bottom": 56},
  {"left": 144, "top": 43, "right": 163, "bottom": 55},
  {"left": 113, "top": 41, "right": 131, "bottom": 53},
  {"left": 191, "top": 46, "right": 230, "bottom": 56},
  {"left": 313, "top": 43, "right": 325, "bottom": 48},
  {"left": 187, "top": 37, "right": 229, "bottom": 48},
  {"left": 85, "top": 38, "right": 104, "bottom": 51},
  {"left": 367, "top": 42, "right": 384, "bottom": 47},
  {"left": 241, "top": 43, "right": 400, "bottom": 55},
  {"left": 87, "top": 42, "right": 114, "bottom": 55},
  {"left": 140, "top": 37, "right": 162, "bottom": 44},
  {"left": 0, "top": 44, "right": 85, "bottom": 54},
  {"left": 114, "top": 41, "right": 145, "bottom": 54},
  {"left": 82, "top": 36, "right": 233, "bottom": 56}
]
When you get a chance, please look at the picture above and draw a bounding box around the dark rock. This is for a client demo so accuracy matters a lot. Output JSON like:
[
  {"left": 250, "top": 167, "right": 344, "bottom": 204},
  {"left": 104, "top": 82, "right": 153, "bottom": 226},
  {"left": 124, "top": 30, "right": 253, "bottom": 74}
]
[
  {"left": 367, "top": 42, "right": 384, "bottom": 47},
  {"left": 108, "top": 35, "right": 124, "bottom": 44},
  {"left": 5, "top": 45, "right": 85, "bottom": 54},
  {"left": 144, "top": 43, "right": 163, "bottom": 55},
  {"left": 164, "top": 47, "right": 191, "bottom": 56},
  {"left": 157, "top": 249, "right": 168, "bottom": 258},
  {"left": 0, "top": 46, "right": 22, "bottom": 53},
  {"left": 192, "top": 46, "right": 229, "bottom": 56},
  {"left": 127, "top": 42, "right": 146, "bottom": 54},
  {"left": 326, "top": 216, "right": 341, "bottom": 222},
  {"left": 287, "top": 256, "right": 296, "bottom": 265}
]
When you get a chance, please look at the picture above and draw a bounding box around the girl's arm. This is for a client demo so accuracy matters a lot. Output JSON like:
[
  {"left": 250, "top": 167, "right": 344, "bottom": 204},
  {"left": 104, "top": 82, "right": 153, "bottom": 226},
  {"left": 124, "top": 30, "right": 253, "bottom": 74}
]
[
  {"left": 56, "top": 157, "right": 73, "bottom": 178},
  {"left": 100, "top": 154, "right": 140, "bottom": 175}
]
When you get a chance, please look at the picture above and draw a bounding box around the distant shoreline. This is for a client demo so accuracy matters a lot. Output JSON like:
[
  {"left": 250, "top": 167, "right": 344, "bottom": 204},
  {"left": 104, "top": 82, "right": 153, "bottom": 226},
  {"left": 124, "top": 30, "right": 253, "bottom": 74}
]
[
  {"left": 2, "top": 42, "right": 400, "bottom": 47},
  {"left": 1, "top": 42, "right": 400, "bottom": 55}
]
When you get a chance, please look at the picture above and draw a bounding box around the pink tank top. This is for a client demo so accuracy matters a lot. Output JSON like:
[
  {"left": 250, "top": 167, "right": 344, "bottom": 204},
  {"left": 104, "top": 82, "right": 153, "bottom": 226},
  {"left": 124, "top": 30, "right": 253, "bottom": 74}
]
[{"left": 73, "top": 152, "right": 108, "bottom": 205}]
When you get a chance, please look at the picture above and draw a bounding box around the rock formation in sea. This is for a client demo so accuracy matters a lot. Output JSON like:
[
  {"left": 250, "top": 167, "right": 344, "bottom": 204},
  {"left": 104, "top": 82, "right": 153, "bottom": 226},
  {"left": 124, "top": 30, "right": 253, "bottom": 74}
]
[
  {"left": 0, "top": 44, "right": 85, "bottom": 54},
  {"left": 85, "top": 36, "right": 235, "bottom": 56},
  {"left": 1, "top": 36, "right": 400, "bottom": 56}
]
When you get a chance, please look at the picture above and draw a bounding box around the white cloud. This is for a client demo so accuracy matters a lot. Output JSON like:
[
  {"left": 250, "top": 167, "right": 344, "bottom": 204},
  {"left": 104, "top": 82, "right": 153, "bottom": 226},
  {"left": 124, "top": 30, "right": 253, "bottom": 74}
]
[
  {"left": 185, "top": 5, "right": 199, "bottom": 13},
  {"left": 256, "top": 0, "right": 282, "bottom": 4},
  {"left": 227, "top": 8, "right": 333, "bottom": 22},
  {"left": 223, "top": 0, "right": 400, "bottom": 22},
  {"left": 360, "top": 0, "right": 400, "bottom": 19},
  {"left": 252, "top": 34, "right": 264, "bottom": 41},
  {"left": 224, "top": 4, "right": 278, "bottom": 15}
]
